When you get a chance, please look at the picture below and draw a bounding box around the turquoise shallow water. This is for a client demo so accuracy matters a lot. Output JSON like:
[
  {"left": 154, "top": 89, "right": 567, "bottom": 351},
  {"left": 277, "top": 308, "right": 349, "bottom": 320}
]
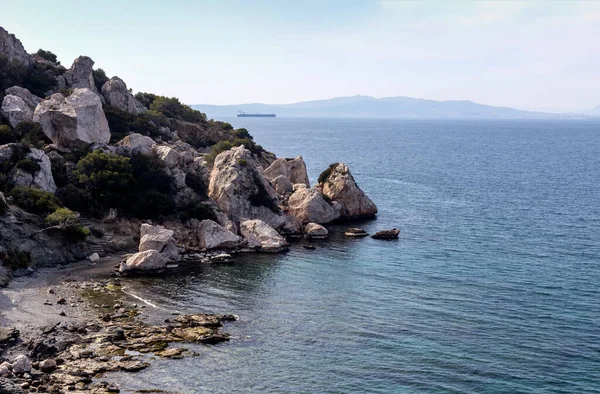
[{"left": 113, "top": 119, "right": 600, "bottom": 393}]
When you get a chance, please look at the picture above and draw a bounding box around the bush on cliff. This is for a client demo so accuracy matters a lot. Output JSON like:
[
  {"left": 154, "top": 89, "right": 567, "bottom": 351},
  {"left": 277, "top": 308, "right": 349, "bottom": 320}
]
[
  {"left": 74, "top": 151, "right": 135, "bottom": 213},
  {"left": 0, "top": 125, "right": 17, "bottom": 145},
  {"left": 93, "top": 68, "right": 109, "bottom": 92},
  {"left": 0, "top": 55, "right": 27, "bottom": 101},
  {"left": 36, "top": 49, "right": 60, "bottom": 64},
  {"left": 45, "top": 207, "right": 90, "bottom": 240},
  {"left": 0, "top": 249, "right": 30, "bottom": 270},
  {"left": 10, "top": 186, "right": 61, "bottom": 215},
  {"left": 318, "top": 163, "right": 339, "bottom": 184},
  {"left": 205, "top": 138, "right": 266, "bottom": 165},
  {"left": 16, "top": 121, "right": 52, "bottom": 148},
  {"left": 104, "top": 106, "right": 161, "bottom": 143},
  {"left": 135, "top": 92, "right": 207, "bottom": 124}
]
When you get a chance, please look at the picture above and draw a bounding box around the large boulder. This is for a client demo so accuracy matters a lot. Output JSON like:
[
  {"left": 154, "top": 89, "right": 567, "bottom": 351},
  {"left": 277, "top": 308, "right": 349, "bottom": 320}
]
[
  {"left": 0, "top": 27, "right": 30, "bottom": 67},
  {"left": 57, "top": 56, "right": 97, "bottom": 93},
  {"left": 286, "top": 186, "right": 339, "bottom": 224},
  {"left": 10, "top": 148, "right": 57, "bottom": 193},
  {"left": 263, "top": 156, "right": 310, "bottom": 187},
  {"left": 116, "top": 133, "right": 155, "bottom": 155},
  {"left": 139, "top": 223, "right": 179, "bottom": 260},
  {"left": 154, "top": 145, "right": 181, "bottom": 168},
  {"left": 317, "top": 163, "right": 377, "bottom": 219},
  {"left": 271, "top": 175, "right": 293, "bottom": 195},
  {"left": 0, "top": 87, "right": 42, "bottom": 128},
  {"left": 240, "top": 219, "right": 288, "bottom": 252},
  {"left": 119, "top": 250, "right": 169, "bottom": 273},
  {"left": 11, "top": 355, "right": 31, "bottom": 374},
  {"left": 195, "top": 220, "right": 241, "bottom": 250},
  {"left": 208, "top": 146, "right": 286, "bottom": 230},
  {"left": 33, "top": 88, "right": 110, "bottom": 148},
  {"left": 101, "top": 77, "right": 147, "bottom": 115}
]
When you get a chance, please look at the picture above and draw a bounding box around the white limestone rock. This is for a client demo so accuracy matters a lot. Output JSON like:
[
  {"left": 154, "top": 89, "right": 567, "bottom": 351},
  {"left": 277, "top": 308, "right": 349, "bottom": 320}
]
[
  {"left": 240, "top": 219, "right": 288, "bottom": 252},
  {"left": 101, "top": 76, "right": 147, "bottom": 115}
]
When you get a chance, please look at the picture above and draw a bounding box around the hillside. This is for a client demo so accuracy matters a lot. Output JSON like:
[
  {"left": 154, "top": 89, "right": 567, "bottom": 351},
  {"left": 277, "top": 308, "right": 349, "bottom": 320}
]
[{"left": 193, "top": 95, "right": 582, "bottom": 119}]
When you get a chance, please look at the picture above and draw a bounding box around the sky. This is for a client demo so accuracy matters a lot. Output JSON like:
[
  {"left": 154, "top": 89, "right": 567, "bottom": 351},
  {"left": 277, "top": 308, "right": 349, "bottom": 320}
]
[{"left": 3, "top": 1, "right": 599, "bottom": 110}]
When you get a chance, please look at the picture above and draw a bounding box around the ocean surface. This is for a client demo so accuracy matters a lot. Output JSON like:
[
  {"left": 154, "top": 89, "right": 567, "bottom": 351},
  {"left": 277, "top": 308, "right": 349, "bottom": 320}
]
[{"left": 113, "top": 118, "right": 600, "bottom": 393}]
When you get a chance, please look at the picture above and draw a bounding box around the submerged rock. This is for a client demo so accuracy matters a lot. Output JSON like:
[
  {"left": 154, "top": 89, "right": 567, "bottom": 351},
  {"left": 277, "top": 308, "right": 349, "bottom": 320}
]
[
  {"left": 240, "top": 219, "right": 288, "bottom": 252},
  {"left": 33, "top": 88, "right": 110, "bottom": 148},
  {"left": 317, "top": 163, "right": 377, "bottom": 219},
  {"left": 101, "top": 76, "right": 147, "bottom": 114},
  {"left": 344, "top": 227, "right": 369, "bottom": 237},
  {"left": 372, "top": 228, "right": 400, "bottom": 240},
  {"left": 304, "top": 222, "right": 328, "bottom": 239}
]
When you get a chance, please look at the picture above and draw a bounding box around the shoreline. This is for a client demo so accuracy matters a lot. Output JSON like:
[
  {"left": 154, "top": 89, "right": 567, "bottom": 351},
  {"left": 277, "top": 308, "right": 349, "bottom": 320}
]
[{"left": 0, "top": 255, "right": 238, "bottom": 393}]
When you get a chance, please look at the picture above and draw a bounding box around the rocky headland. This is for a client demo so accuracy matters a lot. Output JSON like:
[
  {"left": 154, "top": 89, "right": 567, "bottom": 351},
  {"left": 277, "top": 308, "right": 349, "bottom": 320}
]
[{"left": 0, "top": 26, "right": 380, "bottom": 392}]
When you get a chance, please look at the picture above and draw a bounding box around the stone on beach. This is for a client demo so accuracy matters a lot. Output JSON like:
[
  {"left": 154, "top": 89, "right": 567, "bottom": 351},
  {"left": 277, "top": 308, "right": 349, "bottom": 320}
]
[
  {"left": 139, "top": 223, "right": 179, "bottom": 260},
  {"left": 194, "top": 219, "right": 240, "bottom": 250},
  {"left": 119, "top": 250, "right": 169, "bottom": 272}
]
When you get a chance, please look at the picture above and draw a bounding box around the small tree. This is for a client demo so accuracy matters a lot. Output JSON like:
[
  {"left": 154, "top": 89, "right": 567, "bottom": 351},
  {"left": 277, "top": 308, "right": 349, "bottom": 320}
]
[{"left": 35, "top": 49, "right": 60, "bottom": 64}]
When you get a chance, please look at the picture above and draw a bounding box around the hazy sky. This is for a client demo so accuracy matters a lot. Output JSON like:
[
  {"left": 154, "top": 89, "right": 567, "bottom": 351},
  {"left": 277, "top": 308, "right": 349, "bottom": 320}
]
[{"left": 3, "top": 1, "right": 599, "bottom": 109}]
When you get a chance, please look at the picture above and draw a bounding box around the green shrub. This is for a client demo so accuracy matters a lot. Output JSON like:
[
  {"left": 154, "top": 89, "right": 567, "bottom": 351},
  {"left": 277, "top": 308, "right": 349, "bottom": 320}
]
[
  {"left": 55, "top": 184, "right": 89, "bottom": 212},
  {"left": 10, "top": 186, "right": 61, "bottom": 215},
  {"left": 205, "top": 138, "right": 265, "bottom": 165},
  {"left": 0, "top": 249, "right": 30, "bottom": 270},
  {"left": 22, "top": 62, "right": 59, "bottom": 97},
  {"left": 0, "top": 55, "right": 27, "bottom": 101},
  {"left": 232, "top": 128, "right": 252, "bottom": 140},
  {"left": 46, "top": 207, "right": 78, "bottom": 226},
  {"left": 318, "top": 163, "right": 338, "bottom": 184},
  {"left": 65, "top": 225, "right": 90, "bottom": 240},
  {"left": 147, "top": 96, "right": 207, "bottom": 123},
  {"left": 74, "top": 151, "right": 135, "bottom": 213},
  {"left": 93, "top": 68, "right": 109, "bottom": 91},
  {"left": 104, "top": 106, "right": 160, "bottom": 143},
  {"left": 134, "top": 92, "right": 158, "bottom": 109},
  {"left": 15, "top": 159, "right": 40, "bottom": 174},
  {"left": 16, "top": 121, "right": 51, "bottom": 149},
  {"left": 0, "top": 125, "right": 17, "bottom": 145},
  {"left": 36, "top": 49, "right": 59, "bottom": 64},
  {"left": 178, "top": 201, "right": 217, "bottom": 222},
  {"left": 237, "top": 159, "right": 248, "bottom": 166},
  {"left": 184, "top": 172, "right": 208, "bottom": 199}
]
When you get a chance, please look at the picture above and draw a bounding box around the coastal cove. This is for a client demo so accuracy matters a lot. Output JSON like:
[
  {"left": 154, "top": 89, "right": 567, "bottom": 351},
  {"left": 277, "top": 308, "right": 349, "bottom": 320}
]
[{"left": 108, "top": 118, "right": 600, "bottom": 392}]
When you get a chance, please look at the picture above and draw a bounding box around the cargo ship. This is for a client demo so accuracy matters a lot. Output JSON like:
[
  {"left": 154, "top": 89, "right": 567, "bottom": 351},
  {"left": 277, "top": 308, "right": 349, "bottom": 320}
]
[{"left": 237, "top": 111, "right": 276, "bottom": 118}]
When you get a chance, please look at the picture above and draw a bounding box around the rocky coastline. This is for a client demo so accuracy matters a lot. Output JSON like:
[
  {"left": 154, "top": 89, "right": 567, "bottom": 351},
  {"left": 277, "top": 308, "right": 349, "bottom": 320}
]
[{"left": 0, "top": 26, "right": 389, "bottom": 392}]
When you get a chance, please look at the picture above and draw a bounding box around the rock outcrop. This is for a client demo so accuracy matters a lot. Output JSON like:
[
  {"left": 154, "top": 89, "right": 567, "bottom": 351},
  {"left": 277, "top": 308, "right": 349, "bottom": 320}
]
[
  {"left": 10, "top": 148, "right": 57, "bottom": 193},
  {"left": 317, "top": 163, "right": 377, "bottom": 219},
  {"left": 0, "top": 27, "right": 30, "bottom": 66},
  {"left": 208, "top": 146, "right": 286, "bottom": 231},
  {"left": 138, "top": 224, "right": 179, "bottom": 260},
  {"left": 154, "top": 145, "right": 181, "bottom": 168},
  {"left": 240, "top": 219, "right": 288, "bottom": 252},
  {"left": 120, "top": 250, "right": 169, "bottom": 272},
  {"left": 194, "top": 219, "right": 240, "bottom": 250},
  {"left": 116, "top": 133, "right": 155, "bottom": 155},
  {"left": 286, "top": 186, "right": 339, "bottom": 224},
  {"left": 263, "top": 156, "right": 310, "bottom": 187},
  {"left": 33, "top": 88, "right": 110, "bottom": 148},
  {"left": 271, "top": 175, "right": 294, "bottom": 195},
  {"left": 304, "top": 222, "right": 328, "bottom": 239},
  {"left": 57, "top": 56, "right": 97, "bottom": 93},
  {"left": 101, "top": 77, "right": 147, "bottom": 115},
  {"left": 0, "top": 87, "right": 42, "bottom": 127}
]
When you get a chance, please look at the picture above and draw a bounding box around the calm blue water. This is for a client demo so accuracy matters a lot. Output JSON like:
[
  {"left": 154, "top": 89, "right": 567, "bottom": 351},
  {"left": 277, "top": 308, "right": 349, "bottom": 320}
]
[{"left": 114, "top": 119, "right": 600, "bottom": 393}]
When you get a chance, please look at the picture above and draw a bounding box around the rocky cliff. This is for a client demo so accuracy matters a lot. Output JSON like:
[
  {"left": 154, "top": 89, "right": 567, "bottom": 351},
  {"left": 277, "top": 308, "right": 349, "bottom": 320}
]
[{"left": 0, "top": 26, "right": 378, "bottom": 282}]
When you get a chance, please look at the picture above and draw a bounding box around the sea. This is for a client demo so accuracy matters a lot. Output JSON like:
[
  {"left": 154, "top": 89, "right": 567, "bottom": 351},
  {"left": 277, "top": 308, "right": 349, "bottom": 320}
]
[{"left": 112, "top": 118, "right": 600, "bottom": 393}]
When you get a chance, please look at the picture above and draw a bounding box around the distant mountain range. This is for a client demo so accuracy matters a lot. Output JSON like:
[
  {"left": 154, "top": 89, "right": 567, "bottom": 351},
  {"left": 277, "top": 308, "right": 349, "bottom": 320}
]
[{"left": 192, "top": 95, "right": 591, "bottom": 119}]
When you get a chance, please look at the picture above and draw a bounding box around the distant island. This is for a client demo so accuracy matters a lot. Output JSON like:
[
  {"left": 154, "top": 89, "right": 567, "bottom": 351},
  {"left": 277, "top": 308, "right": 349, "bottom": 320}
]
[{"left": 193, "top": 95, "right": 590, "bottom": 120}]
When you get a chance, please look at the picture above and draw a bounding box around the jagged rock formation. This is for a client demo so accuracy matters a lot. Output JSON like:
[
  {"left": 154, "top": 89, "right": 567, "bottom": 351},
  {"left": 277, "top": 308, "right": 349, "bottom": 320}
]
[
  {"left": 0, "top": 87, "right": 42, "bottom": 127},
  {"left": 316, "top": 163, "right": 377, "bottom": 219},
  {"left": 208, "top": 146, "right": 287, "bottom": 231},
  {"left": 263, "top": 156, "right": 310, "bottom": 187},
  {"left": 0, "top": 26, "right": 31, "bottom": 66},
  {"left": 101, "top": 77, "right": 147, "bottom": 115},
  {"left": 33, "top": 88, "right": 110, "bottom": 148},
  {"left": 10, "top": 148, "right": 57, "bottom": 193},
  {"left": 193, "top": 219, "right": 241, "bottom": 250},
  {"left": 240, "top": 219, "right": 288, "bottom": 252},
  {"left": 56, "top": 56, "right": 97, "bottom": 93},
  {"left": 286, "top": 185, "right": 340, "bottom": 224}
]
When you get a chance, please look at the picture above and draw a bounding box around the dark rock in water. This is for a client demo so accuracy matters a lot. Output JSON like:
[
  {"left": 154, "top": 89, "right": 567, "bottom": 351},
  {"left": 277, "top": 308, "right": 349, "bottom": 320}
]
[
  {"left": 344, "top": 228, "right": 369, "bottom": 237},
  {"left": 372, "top": 228, "right": 400, "bottom": 240},
  {"left": 303, "top": 244, "right": 317, "bottom": 250}
]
